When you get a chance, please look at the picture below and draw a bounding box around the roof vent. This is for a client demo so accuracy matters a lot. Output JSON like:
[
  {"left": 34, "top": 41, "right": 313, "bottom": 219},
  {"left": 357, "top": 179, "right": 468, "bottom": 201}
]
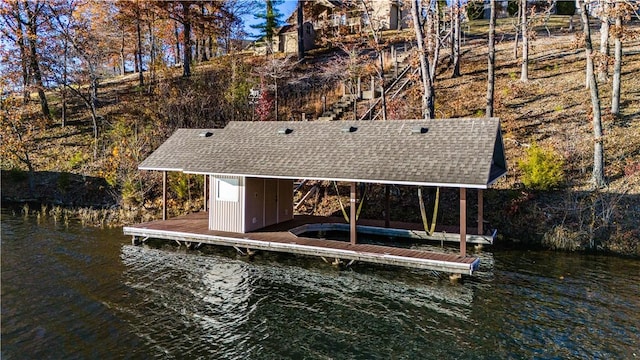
[
  {"left": 277, "top": 127, "right": 293, "bottom": 135},
  {"left": 411, "top": 126, "right": 428, "bottom": 134},
  {"left": 198, "top": 131, "right": 213, "bottom": 137},
  {"left": 342, "top": 126, "right": 358, "bottom": 133}
]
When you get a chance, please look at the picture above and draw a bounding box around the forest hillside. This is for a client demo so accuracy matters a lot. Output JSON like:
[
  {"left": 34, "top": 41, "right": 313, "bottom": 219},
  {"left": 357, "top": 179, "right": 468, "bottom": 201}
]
[{"left": 2, "top": 9, "right": 639, "bottom": 255}]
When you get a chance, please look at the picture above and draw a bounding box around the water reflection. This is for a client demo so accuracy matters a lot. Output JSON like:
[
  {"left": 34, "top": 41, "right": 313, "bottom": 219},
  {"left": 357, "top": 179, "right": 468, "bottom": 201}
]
[
  {"left": 119, "top": 244, "right": 481, "bottom": 358},
  {"left": 2, "top": 211, "right": 638, "bottom": 359}
]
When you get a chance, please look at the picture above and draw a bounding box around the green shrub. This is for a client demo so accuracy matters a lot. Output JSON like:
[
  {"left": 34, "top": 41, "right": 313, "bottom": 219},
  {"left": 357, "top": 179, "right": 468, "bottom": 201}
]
[
  {"left": 556, "top": 1, "right": 576, "bottom": 16},
  {"left": 518, "top": 144, "right": 565, "bottom": 190},
  {"left": 121, "top": 177, "right": 142, "bottom": 208},
  {"left": 466, "top": 0, "right": 485, "bottom": 20},
  {"left": 68, "top": 151, "right": 87, "bottom": 169},
  {"left": 507, "top": 0, "right": 519, "bottom": 16},
  {"left": 169, "top": 173, "right": 191, "bottom": 201}
]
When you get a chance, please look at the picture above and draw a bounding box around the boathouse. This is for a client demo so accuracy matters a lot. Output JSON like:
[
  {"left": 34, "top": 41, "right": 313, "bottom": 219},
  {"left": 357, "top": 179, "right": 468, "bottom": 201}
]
[{"left": 125, "top": 118, "right": 507, "bottom": 274}]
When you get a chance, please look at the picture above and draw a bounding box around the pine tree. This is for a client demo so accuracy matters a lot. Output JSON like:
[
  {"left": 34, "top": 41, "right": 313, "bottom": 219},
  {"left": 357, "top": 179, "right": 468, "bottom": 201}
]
[{"left": 251, "top": 0, "right": 283, "bottom": 48}]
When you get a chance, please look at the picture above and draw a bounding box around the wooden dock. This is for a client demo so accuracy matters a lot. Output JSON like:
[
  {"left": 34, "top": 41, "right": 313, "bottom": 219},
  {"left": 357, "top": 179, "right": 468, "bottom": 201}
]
[{"left": 123, "top": 212, "right": 481, "bottom": 275}]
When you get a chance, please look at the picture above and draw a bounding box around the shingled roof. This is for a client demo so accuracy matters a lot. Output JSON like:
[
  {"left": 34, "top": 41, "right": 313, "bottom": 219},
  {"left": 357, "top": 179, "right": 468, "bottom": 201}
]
[{"left": 139, "top": 119, "right": 507, "bottom": 189}]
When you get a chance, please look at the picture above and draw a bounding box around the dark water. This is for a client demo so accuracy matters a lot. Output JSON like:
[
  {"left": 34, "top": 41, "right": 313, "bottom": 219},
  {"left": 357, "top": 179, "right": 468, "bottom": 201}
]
[{"left": 2, "top": 211, "right": 639, "bottom": 359}]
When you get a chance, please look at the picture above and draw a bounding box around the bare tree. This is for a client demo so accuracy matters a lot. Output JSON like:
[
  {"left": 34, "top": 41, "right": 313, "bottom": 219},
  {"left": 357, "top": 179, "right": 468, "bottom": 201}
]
[
  {"left": 451, "top": 0, "right": 461, "bottom": 78},
  {"left": 411, "top": 0, "right": 435, "bottom": 119},
  {"left": 487, "top": 0, "right": 496, "bottom": 117},
  {"left": 23, "top": 0, "right": 51, "bottom": 119},
  {"left": 254, "top": 56, "right": 298, "bottom": 121},
  {"left": 598, "top": 0, "right": 611, "bottom": 82},
  {"left": 360, "top": 0, "right": 388, "bottom": 120},
  {"left": 297, "top": 0, "right": 304, "bottom": 60},
  {"left": 0, "top": 1, "right": 31, "bottom": 104},
  {"left": 578, "top": 0, "right": 606, "bottom": 188},
  {"left": 430, "top": 0, "right": 442, "bottom": 81},
  {"left": 520, "top": 0, "right": 528, "bottom": 82},
  {"left": 611, "top": 0, "right": 622, "bottom": 115}
]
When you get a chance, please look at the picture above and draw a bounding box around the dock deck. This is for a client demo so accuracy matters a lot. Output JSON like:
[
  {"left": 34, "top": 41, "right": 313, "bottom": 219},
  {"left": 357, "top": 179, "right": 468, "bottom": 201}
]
[{"left": 123, "top": 212, "right": 480, "bottom": 275}]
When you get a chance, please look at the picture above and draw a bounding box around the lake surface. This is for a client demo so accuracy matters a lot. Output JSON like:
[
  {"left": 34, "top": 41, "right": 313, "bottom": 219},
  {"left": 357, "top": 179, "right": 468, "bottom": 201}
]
[{"left": 2, "top": 210, "right": 639, "bottom": 359}]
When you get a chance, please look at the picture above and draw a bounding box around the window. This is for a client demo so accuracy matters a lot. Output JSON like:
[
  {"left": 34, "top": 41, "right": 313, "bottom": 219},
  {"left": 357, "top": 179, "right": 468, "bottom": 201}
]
[{"left": 216, "top": 178, "right": 239, "bottom": 202}]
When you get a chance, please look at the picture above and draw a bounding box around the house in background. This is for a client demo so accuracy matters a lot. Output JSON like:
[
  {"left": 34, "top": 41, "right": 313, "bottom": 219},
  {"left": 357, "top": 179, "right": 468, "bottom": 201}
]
[
  {"left": 276, "top": 23, "right": 315, "bottom": 54},
  {"left": 254, "top": 0, "right": 406, "bottom": 55}
]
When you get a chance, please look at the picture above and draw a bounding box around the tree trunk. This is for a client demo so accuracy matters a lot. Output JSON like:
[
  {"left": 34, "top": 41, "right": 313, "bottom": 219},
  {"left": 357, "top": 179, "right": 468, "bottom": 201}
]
[
  {"left": 486, "top": 0, "right": 496, "bottom": 117},
  {"left": 611, "top": 3, "right": 622, "bottom": 115},
  {"left": 24, "top": 1, "right": 50, "bottom": 119},
  {"left": 148, "top": 14, "right": 156, "bottom": 85},
  {"left": 90, "top": 99, "right": 98, "bottom": 160},
  {"left": 174, "top": 21, "right": 181, "bottom": 65},
  {"left": 62, "top": 37, "right": 68, "bottom": 127},
  {"left": 182, "top": 2, "right": 192, "bottom": 77},
  {"left": 136, "top": 13, "right": 144, "bottom": 86},
  {"left": 379, "top": 53, "right": 387, "bottom": 120},
  {"left": 513, "top": 4, "right": 520, "bottom": 60},
  {"left": 199, "top": 4, "right": 207, "bottom": 62},
  {"left": 578, "top": 0, "right": 606, "bottom": 188},
  {"left": 274, "top": 78, "right": 278, "bottom": 121},
  {"left": 411, "top": 0, "right": 435, "bottom": 119},
  {"left": 120, "top": 29, "right": 126, "bottom": 75},
  {"left": 449, "top": 4, "right": 455, "bottom": 65},
  {"left": 430, "top": 4, "right": 440, "bottom": 83},
  {"left": 14, "top": 8, "right": 30, "bottom": 104},
  {"left": 452, "top": 0, "right": 461, "bottom": 78},
  {"left": 598, "top": 0, "right": 610, "bottom": 82},
  {"left": 297, "top": 0, "right": 304, "bottom": 60},
  {"left": 134, "top": 47, "right": 139, "bottom": 73},
  {"left": 520, "top": 0, "right": 529, "bottom": 82}
]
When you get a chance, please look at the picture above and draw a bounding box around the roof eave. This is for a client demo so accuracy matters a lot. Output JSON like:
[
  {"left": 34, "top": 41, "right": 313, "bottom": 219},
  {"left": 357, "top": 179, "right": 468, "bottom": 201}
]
[
  {"left": 183, "top": 170, "right": 489, "bottom": 189},
  {"left": 487, "top": 169, "right": 508, "bottom": 187},
  {"left": 139, "top": 166, "right": 184, "bottom": 172}
]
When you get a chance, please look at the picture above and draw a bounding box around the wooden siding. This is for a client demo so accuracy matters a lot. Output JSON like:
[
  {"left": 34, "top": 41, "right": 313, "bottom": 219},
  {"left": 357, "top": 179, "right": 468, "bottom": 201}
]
[{"left": 210, "top": 176, "right": 244, "bottom": 232}]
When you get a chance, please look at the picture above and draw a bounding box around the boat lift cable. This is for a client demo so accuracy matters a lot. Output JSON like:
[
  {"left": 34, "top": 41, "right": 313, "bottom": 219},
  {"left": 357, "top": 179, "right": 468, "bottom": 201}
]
[
  {"left": 333, "top": 181, "right": 368, "bottom": 223},
  {"left": 418, "top": 187, "right": 440, "bottom": 236}
]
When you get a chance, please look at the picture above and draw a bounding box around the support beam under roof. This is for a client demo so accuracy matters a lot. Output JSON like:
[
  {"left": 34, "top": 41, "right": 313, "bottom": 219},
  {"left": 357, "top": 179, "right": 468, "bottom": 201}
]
[
  {"left": 350, "top": 182, "right": 357, "bottom": 245},
  {"left": 460, "top": 188, "right": 466, "bottom": 257}
]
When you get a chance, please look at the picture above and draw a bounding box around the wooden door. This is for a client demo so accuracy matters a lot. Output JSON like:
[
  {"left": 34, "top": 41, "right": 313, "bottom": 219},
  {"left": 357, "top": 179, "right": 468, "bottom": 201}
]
[{"left": 264, "top": 179, "right": 278, "bottom": 227}]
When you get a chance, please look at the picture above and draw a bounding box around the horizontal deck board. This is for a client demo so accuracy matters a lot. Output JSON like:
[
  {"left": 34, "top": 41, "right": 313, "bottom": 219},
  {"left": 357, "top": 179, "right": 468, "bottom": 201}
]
[{"left": 124, "top": 212, "right": 479, "bottom": 274}]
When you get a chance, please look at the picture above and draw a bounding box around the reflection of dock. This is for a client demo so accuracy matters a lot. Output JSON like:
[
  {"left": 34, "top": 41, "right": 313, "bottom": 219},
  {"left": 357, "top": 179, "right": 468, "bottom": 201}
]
[{"left": 124, "top": 212, "right": 480, "bottom": 275}]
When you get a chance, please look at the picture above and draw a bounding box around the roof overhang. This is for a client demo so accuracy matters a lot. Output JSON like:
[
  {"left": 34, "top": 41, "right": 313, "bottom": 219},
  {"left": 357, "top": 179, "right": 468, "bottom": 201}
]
[
  {"left": 182, "top": 171, "right": 491, "bottom": 189},
  {"left": 138, "top": 119, "right": 508, "bottom": 189}
]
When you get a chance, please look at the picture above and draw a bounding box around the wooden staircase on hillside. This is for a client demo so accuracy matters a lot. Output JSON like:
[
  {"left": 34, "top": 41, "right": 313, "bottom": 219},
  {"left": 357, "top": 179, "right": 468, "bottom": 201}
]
[{"left": 318, "top": 43, "right": 414, "bottom": 122}]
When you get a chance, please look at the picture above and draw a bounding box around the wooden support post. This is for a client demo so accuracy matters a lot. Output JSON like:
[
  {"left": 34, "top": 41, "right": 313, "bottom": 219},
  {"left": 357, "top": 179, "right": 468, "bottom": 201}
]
[
  {"left": 350, "top": 182, "right": 357, "bottom": 245},
  {"left": 460, "top": 187, "right": 466, "bottom": 257},
  {"left": 162, "top": 171, "right": 167, "bottom": 221},
  {"left": 371, "top": 76, "right": 375, "bottom": 98},
  {"left": 203, "top": 175, "right": 208, "bottom": 212},
  {"left": 477, "top": 189, "right": 484, "bottom": 235},
  {"left": 384, "top": 185, "right": 390, "bottom": 228}
]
